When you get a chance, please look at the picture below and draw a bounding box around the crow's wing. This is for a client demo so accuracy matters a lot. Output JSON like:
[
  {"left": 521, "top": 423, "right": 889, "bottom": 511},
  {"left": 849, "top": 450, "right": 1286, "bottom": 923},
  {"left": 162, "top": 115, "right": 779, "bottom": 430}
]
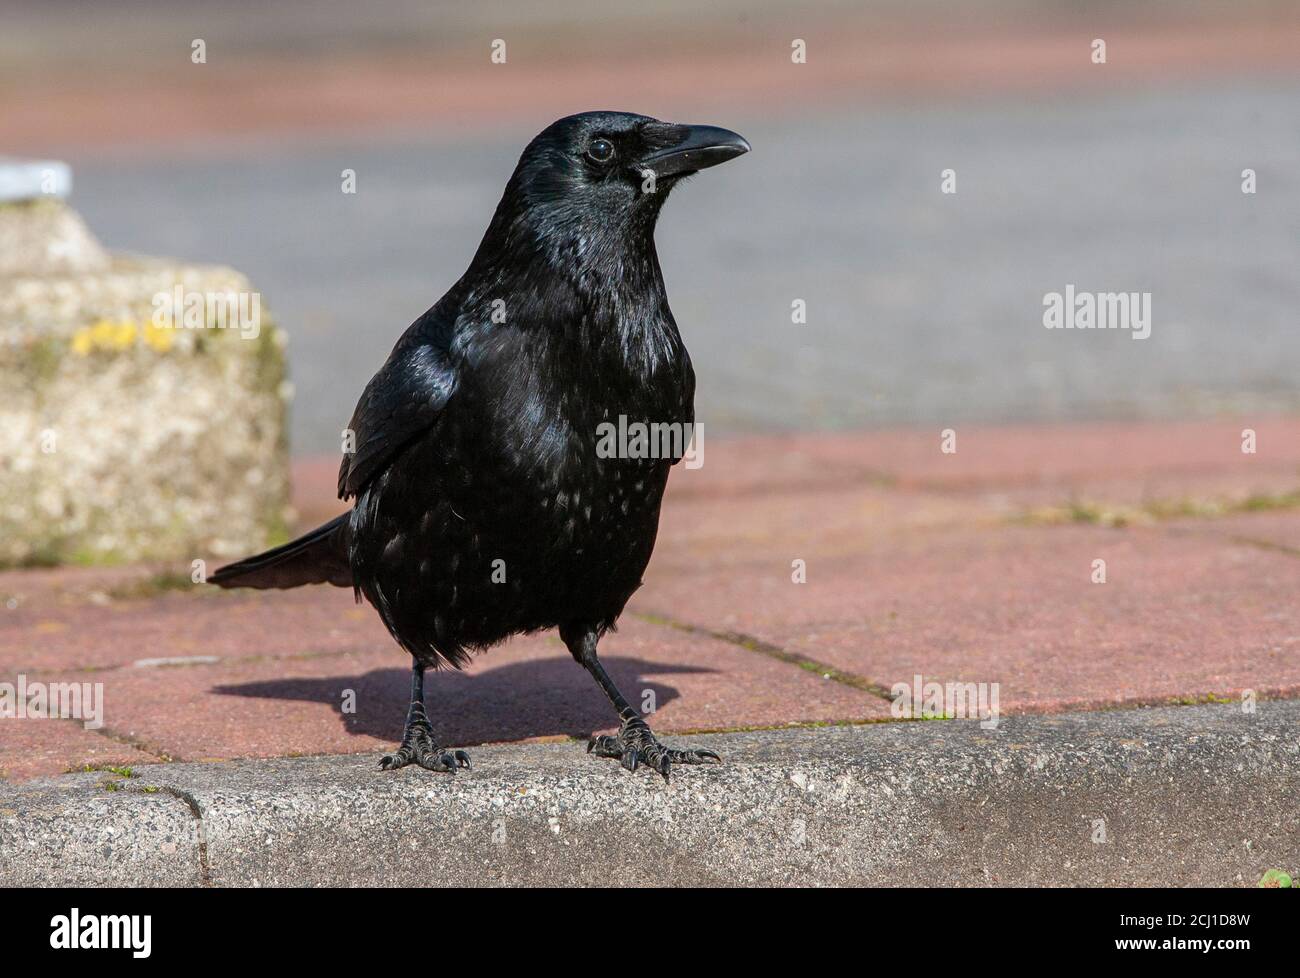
[{"left": 337, "top": 329, "right": 458, "bottom": 500}]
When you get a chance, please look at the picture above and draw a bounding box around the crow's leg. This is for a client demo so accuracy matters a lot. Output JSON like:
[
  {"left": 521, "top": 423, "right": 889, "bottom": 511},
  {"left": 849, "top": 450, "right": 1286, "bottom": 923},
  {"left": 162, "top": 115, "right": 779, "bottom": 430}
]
[
  {"left": 562, "top": 625, "right": 720, "bottom": 779},
  {"left": 379, "top": 659, "right": 471, "bottom": 773}
]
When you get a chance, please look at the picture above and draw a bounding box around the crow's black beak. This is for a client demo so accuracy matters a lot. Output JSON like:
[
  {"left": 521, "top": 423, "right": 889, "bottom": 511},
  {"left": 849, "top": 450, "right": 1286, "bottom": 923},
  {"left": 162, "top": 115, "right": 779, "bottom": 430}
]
[{"left": 641, "top": 124, "right": 750, "bottom": 179}]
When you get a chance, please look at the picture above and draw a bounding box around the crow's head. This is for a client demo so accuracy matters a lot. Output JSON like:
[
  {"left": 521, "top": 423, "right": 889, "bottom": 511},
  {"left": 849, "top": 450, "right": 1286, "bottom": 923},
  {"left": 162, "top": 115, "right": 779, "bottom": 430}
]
[{"left": 490, "top": 111, "right": 749, "bottom": 249}]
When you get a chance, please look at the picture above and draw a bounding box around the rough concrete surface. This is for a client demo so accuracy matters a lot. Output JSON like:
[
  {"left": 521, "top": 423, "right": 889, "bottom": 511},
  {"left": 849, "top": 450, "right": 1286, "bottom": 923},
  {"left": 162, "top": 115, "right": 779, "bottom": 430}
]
[
  {"left": 2, "top": 703, "right": 1295, "bottom": 887},
  {"left": 0, "top": 197, "right": 105, "bottom": 277},
  {"left": 0, "top": 775, "right": 203, "bottom": 887},
  {"left": 0, "top": 199, "right": 291, "bottom": 566}
]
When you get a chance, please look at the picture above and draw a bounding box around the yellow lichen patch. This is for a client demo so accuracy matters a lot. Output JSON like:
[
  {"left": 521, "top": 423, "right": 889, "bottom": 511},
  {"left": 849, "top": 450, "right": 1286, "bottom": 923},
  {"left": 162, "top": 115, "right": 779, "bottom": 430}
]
[
  {"left": 70, "top": 317, "right": 174, "bottom": 356},
  {"left": 143, "top": 319, "right": 174, "bottom": 352},
  {"left": 93, "top": 318, "right": 134, "bottom": 350}
]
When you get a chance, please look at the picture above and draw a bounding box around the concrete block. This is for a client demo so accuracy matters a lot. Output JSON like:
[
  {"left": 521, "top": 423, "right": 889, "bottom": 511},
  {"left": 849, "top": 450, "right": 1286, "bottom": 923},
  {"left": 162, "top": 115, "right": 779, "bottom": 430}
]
[{"left": 0, "top": 192, "right": 292, "bottom": 567}]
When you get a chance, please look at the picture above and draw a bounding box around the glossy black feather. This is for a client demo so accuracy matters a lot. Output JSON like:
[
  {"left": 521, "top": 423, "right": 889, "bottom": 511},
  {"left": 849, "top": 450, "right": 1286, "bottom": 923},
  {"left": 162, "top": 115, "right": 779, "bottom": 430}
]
[{"left": 208, "top": 513, "right": 351, "bottom": 588}]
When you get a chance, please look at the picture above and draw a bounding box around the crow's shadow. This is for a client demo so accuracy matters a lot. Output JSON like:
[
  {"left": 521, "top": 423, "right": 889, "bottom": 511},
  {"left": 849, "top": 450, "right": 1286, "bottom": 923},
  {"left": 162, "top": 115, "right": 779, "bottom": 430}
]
[{"left": 213, "top": 655, "right": 715, "bottom": 744}]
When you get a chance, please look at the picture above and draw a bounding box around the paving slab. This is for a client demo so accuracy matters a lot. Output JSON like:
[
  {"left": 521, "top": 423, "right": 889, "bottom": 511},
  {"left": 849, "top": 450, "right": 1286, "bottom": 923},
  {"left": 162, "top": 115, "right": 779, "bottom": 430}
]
[
  {"left": 0, "top": 563, "right": 170, "bottom": 607},
  {"left": 637, "top": 520, "right": 1300, "bottom": 713},
  {"left": 3, "top": 703, "right": 1295, "bottom": 887},
  {"left": 3, "top": 608, "right": 884, "bottom": 780},
  {"left": 658, "top": 422, "right": 1300, "bottom": 537},
  {"left": 799, "top": 418, "right": 1300, "bottom": 491},
  {"left": 1166, "top": 510, "right": 1300, "bottom": 554},
  {"left": 0, "top": 586, "right": 386, "bottom": 674},
  {"left": 0, "top": 717, "right": 158, "bottom": 782},
  {"left": 654, "top": 482, "right": 981, "bottom": 573}
]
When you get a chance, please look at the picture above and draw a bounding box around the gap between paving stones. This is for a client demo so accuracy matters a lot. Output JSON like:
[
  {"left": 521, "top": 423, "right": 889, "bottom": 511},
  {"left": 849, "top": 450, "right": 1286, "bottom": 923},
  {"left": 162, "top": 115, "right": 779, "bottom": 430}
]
[
  {"left": 635, "top": 610, "right": 1300, "bottom": 719},
  {"left": 634, "top": 611, "right": 896, "bottom": 700}
]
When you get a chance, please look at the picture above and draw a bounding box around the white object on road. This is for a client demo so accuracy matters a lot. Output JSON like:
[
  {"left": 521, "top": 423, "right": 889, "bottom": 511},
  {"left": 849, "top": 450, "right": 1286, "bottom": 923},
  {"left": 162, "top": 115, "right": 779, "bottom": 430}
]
[{"left": 0, "top": 157, "right": 72, "bottom": 201}]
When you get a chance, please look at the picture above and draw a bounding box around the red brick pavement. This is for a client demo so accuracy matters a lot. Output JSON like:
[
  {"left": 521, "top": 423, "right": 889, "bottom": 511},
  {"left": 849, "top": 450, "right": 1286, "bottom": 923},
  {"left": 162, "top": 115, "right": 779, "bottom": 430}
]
[{"left": 2, "top": 419, "right": 1297, "bottom": 780}]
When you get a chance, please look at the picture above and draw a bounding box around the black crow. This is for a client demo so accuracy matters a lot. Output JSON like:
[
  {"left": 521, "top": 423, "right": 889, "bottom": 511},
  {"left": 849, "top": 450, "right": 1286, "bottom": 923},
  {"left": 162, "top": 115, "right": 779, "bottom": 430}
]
[{"left": 211, "top": 111, "right": 749, "bottom": 778}]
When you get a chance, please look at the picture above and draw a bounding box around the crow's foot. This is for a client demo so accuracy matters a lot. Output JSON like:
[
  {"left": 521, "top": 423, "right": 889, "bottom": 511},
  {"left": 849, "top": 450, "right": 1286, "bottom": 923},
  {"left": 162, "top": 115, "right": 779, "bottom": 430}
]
[
  {"left": 379, "top": 721, "right": 471, "bottom": 773},
  {"left": 587, "top": 718, "right": 720, "bottom": 780}
]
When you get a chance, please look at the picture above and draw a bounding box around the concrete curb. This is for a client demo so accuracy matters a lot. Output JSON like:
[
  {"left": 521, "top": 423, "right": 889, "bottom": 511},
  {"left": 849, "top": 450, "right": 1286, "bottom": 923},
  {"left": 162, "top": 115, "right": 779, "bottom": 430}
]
[{"left": 2, "top": 703, "right": 1296, "bottom": 886}]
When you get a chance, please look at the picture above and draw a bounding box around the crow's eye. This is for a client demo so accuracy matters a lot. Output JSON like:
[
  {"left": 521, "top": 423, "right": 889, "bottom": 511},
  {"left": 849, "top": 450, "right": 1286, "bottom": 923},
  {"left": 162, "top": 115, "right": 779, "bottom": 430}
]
[{"left": 586, "top": 138, "right": 615, "bottom": 164}]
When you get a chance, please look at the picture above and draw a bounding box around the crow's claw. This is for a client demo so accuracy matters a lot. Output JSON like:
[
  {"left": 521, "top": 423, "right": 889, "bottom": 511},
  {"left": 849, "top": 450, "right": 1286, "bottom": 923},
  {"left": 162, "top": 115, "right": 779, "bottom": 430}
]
[
  {"left": 379, "top": 722, "right": 470, "bottom": 774},
  {"left": 586, "top": 719, "right": 720, "bottom": 780},
  {"left": 587, "top": 734, "right": 622, "bottom": 757}
]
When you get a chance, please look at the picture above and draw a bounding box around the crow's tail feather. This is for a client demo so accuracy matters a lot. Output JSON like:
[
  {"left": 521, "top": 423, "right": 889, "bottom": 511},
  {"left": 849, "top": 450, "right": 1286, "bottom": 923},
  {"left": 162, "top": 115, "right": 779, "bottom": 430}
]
[{"left": 209, "top": 514, "right": 352, "bottom": 590}]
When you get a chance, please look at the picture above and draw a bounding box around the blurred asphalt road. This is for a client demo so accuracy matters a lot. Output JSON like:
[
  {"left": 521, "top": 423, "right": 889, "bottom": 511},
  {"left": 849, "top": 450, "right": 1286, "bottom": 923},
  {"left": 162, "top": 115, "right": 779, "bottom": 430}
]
[{"left": 63, "top": 81, "right": 1299, "bottom": 454}]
